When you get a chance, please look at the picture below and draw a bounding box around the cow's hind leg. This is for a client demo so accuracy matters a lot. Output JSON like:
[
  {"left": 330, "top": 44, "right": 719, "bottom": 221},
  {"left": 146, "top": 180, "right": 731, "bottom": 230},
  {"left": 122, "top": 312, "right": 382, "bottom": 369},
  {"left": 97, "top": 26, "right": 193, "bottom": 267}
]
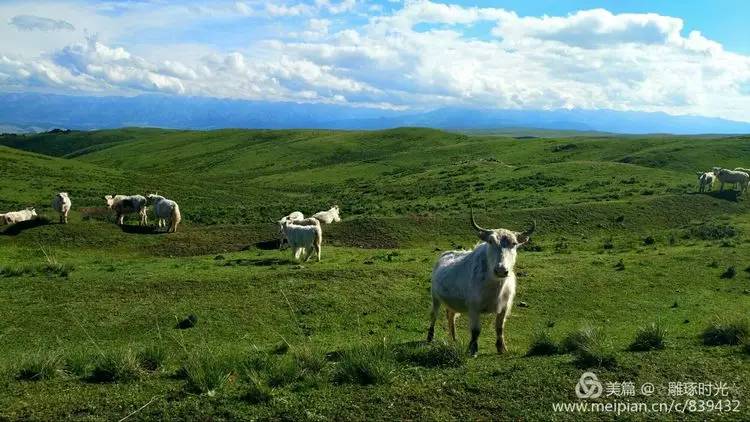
[
  {"left": 446, "top": 308, "right": 457, "bottom": 341},
  {"left": 468, "top": 309, "right": 481, "bottom": 357},
  {"left": 427, "top": 296, "right": 440, "bottom": 342}
]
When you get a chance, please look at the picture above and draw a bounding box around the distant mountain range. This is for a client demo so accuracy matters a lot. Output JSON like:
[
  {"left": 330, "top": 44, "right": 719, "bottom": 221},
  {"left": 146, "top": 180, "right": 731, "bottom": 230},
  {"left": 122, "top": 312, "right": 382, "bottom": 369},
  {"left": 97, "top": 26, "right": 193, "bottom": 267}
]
[{"left": 2, "top": 92, "right": 749, "bottom": 135}]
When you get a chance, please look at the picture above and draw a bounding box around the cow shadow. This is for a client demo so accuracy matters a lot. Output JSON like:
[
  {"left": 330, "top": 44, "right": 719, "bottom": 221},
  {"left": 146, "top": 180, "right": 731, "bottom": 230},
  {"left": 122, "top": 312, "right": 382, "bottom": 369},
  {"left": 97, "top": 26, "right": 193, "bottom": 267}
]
[
  {"left": 253, "top": 239, "right": 282, "bottom": 250},
  {"left": 119, "top": 224, "right": 162, "bottom": 235},
  {"left": 702, "top": 190, "right": 742, "bottom": 202},
  {"left": 221, "top": 257, "right": 295, "bottom": 267},
  {"left": 0, "top": 218, "right": 52, "bottom": 236}
]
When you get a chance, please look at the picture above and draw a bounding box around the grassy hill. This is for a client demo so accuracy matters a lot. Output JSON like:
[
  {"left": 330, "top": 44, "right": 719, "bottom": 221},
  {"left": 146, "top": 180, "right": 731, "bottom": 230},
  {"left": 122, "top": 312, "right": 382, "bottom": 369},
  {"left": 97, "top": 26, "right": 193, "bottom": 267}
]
[{"left": 0, "top": 128, "right": 749, "bottom": 420}]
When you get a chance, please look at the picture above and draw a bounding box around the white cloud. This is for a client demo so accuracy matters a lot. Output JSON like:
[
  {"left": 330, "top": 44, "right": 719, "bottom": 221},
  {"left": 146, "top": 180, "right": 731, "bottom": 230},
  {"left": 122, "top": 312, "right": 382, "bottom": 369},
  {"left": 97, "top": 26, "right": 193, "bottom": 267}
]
[
  {"left": 9, "top": 14, "right": 75, "bottom": 31},
  {"left": 0, "top": 0, "right": 749, "bottom": 120}
]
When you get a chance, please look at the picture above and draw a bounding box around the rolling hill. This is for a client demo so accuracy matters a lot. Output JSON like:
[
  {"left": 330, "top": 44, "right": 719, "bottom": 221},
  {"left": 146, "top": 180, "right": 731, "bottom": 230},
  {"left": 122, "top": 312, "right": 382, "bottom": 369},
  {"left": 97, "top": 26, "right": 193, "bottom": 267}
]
[{"left": 0, "top": 128, "right": 748, "bottom": 420}]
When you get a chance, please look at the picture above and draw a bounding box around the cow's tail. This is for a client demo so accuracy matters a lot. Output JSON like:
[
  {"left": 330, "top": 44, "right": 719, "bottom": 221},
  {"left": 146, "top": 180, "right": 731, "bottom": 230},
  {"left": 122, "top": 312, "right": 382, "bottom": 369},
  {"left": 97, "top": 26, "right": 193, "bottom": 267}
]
[{"left": 170, "top": 204, "right": 181, "bottom": 232}]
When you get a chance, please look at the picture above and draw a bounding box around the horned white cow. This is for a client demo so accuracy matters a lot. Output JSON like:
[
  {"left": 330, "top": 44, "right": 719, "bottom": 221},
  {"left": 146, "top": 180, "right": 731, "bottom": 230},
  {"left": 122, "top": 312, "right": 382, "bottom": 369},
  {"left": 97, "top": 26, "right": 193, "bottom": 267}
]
[
  {"left": 280, "top": 219, "right": 322, "bottom": 262},
  {"left": 716, "top": 169, "right": 749, "bottom": 194},
  {"left": 696, "top": 172, "right": 716, "bottom": 193},
  {"left": 2, "top": 207, "right": 38, "bottom": 225},
  {"left": 312, "top": 205, "right": 341, "bottom": 224},
  {"left": 147, "top": 194, "right": 181, "bottom": 233},
  {"left": 52, "top": 192, "right": 72, "bottom": 224},
  {"left": 105, "top": 195, "right": 148, "bottom": 226},
  {"left": 427, "top": 210, "right": 535, "bottom": 356}
]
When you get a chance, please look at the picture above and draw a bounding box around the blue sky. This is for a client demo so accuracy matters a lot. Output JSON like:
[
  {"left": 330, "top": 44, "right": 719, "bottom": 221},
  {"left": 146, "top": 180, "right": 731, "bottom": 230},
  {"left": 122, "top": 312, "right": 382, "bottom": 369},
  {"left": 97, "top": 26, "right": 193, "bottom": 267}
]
[{"left": 1, "top": 0, "right": 749, "bottom": 121}]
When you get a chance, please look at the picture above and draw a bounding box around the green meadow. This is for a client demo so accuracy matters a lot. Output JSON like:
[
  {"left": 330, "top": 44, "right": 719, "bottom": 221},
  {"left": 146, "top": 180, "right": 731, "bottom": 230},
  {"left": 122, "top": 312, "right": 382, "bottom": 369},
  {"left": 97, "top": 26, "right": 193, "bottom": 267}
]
[{"left": 0, "top": 128, "right": 749, "bottom": 420}]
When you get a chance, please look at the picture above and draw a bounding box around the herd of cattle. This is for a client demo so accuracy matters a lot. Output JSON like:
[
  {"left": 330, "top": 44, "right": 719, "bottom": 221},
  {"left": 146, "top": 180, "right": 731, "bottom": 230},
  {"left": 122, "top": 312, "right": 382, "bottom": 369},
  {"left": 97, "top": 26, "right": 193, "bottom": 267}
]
[
  {"left": 0, "top": 168, "right": 745, "bottom": 355},
  {"left": 697, "top": 167, "right": 750, "bottom": 193}
]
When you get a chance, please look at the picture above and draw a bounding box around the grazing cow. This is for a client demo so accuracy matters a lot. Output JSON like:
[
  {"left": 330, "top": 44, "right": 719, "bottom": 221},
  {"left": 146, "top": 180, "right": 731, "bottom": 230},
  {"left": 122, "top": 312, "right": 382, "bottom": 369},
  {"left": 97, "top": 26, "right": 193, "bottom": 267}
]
[
  {"left": 427, "top": 210, "right": 535, "bottom": 356},
  {"left": 312, "top": 205, "right": 341, "bottom": 224},
  {"left": 696, "top": 172, "right": 716, "bottom": 193},
  {"left": 147, "top": 194, "right": 181, "bottom": 233},
  {"left": 2, "top": 207, "right": 37, "bottom": 225},
  {"left": 105, "top": 195, "right": 148, "bottom": 226},
  {"left": 280, "top": 219, "right": 322, "bottom": 262},
  {"left": 52, "top": 192, "right": 72, "bottom": 224},
  {"left": 716, "top": 169, "right": 749, "bottom": 194}
]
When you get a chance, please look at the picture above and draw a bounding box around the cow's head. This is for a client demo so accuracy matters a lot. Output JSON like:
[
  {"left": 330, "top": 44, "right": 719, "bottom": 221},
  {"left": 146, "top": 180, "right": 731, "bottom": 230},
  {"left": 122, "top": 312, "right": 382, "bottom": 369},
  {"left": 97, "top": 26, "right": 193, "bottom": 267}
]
[
  {"left": 331, "top": 205, "right": 341, "bottom": 222},
  {"left": 104, "top": 195, "right": 115, "bottom": 208},
  {"left": 28, "top": 207, "right": 37, "bottom": 217},
  {"left": 471, "top": 209, "right": 534, "bottom": 279}
]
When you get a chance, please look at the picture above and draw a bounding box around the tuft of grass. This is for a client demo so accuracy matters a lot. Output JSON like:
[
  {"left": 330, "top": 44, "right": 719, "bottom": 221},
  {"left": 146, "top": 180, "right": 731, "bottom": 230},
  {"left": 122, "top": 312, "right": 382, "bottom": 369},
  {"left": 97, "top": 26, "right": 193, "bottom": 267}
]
[
  {"left": 137, "top": 344, "right": 168, "bottom": 372},
  {"left": 395, "top": 341, "right": 465, "bottom": 368},
  {"left": 265, "top": 356, "right": 303, "bottom": 388},
  {"left": 88, "top": 350, "right": 143, "bottom": 383},
  {"left": 702, "top": 320, "right": 748, "bottom": 346},
  {"left": 176, "top": 314, "right": 198, "bottom": 329},
  {"left": 293, "top": 345, "right": 327, "bottom": 375},
  {"left": 332, "top": 344, "right": 395, "bottom": 386},
  {"left": 562, "top": 326, "right": 616, "bottom": 368},
  {"left": 526, "top": 331, "right": 561, "bottom": 356},
  {"left": 720, "top": 266, "right": 736, "bottom": 279},
  {"left": 242, "top": 371, "right": 273, "bottom": 404},
  {"left": 179, "top": 349, "right": 231, "bottom": 395},
  {"left": 64, "top": 350, "right": 91, "bottom": 378},
  {"left": 16, "top": 351, "right": 63, "bottom": 381},
  {"left": 629, "top": 323, "right": 667, "bottom": 351}
]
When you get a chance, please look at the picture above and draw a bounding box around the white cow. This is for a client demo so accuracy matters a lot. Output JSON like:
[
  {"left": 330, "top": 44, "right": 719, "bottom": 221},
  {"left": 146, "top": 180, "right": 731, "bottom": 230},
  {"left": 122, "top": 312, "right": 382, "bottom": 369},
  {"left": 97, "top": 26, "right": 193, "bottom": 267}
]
[
  {"left": 427, "top": 210, "right": 535, "bottom": 356},
  {"left": 277, "top": 211, "right": 305, "bottom": 247},
  {"left": 52, "top": 192, "right": 72, "bottom": 224},
  {"left": 105, "top": 195, "right": 148, "bottom": 226},
  {"left": 696, "top": 172, "right": 715, "bottom": 193},
  {"left": 312, "top": 205, "right": 341, "bottom": 224},
  {"left": 147, "top": 194, "right": 181, "bottom": 233},
  {"left": 2, "top": 207, "right": 38, "bottom": 225},
  {"left": 716, "top": 169, "right": 749, "bottom": 194},
  {"left": 280, "top": 219, "right": 322, "bottom": 262}
]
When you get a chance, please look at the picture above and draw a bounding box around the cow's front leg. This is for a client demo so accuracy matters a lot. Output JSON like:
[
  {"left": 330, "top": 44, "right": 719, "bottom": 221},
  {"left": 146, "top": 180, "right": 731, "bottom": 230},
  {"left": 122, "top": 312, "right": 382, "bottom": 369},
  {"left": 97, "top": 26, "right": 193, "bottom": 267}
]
[
  {"left": 495, "top": 308, "right": 508, "bottom": 354},
  {"left": 468, "top": 309, "right": 480, "bottom": 357}
]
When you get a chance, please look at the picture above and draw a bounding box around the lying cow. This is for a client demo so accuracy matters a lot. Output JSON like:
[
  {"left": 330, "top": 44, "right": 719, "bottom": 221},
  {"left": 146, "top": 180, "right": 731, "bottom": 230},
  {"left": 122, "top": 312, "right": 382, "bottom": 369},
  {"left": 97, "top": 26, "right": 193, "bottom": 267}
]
[{"left": 2, "top": 207, "right": 38, "bottom": 225}]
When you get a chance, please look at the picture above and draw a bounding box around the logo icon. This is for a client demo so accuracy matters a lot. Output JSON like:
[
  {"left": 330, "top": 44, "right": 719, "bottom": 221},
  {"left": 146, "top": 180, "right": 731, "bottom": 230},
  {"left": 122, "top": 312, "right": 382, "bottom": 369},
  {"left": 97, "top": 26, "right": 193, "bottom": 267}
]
[{"left": 576, "top": 371, "right": 603, "bottom": 399}]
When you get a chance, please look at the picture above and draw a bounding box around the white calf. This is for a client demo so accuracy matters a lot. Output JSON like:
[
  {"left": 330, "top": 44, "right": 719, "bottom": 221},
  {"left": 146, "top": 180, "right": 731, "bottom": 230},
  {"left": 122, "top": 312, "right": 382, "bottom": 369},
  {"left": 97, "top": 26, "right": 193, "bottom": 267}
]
[
  {"left": 312, "top": 205, "right": 341, "bottom": 224},
  {"left": 428, "top": 210, "right": 535, "bottom": 356},
  {"left": 52, "top": 192, "right": 72, "bottom": 224},
  {"left": 696, "top": 172, "right": 715, "bottom": 193},
  {"left": 147, "top": 194, "right": 181, "bottom": 233},
  {"left": 280, "top": 219, "right": 322, "bottom": 262}
]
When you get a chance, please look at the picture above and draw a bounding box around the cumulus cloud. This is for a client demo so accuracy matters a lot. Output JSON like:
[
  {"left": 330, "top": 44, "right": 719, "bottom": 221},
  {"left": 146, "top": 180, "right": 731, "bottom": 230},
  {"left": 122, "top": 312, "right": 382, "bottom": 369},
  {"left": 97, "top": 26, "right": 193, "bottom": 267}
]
[
  {"left": 9, "top": 15, "right": 75, "bottom": 32},
  {"left": 1, "top": 0, "right": 750, "bottom": 120}
]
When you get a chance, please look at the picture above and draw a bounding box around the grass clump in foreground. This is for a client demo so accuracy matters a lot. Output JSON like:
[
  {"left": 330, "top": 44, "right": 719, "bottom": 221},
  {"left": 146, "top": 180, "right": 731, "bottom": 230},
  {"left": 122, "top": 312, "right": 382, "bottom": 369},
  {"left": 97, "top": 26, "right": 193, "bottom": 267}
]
[
  {"left": 16, "top": 351, "right": 63, "bottom": 381},
  {"left": 629, "top": 323, "right": 667, "bottom": 351},
  {"left": 136, "top": 344, "right": 168, "bottom": 372},
  {"left": 88, "top": 350, "right": 143, "bottom": 383},
  {"left": 242, "top": 371, "right": 273, "bottom": 404},
  {"left": 526, "top": 331, "right": 561, "bottom": 356},
  {"left": 562, "top": 326, "right": 616, "bottom": 368},
  {"left": 702, "top": 320, "right": 748, "bottom": 346},
  {"left": 333, "top": 343, "right": 395, "bottom": 386},
  {"left": 395, "top": 340, "right": 466, "bottom": 367},
  {"left": 178, "top": 348, "right": 231, "bottom": 395}
]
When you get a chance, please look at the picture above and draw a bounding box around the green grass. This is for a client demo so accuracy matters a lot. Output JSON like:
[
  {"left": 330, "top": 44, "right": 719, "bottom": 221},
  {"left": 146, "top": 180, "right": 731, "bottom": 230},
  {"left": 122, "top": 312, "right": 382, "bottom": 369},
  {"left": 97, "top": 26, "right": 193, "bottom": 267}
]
[
  {"left": 0, "top": 127, "right": 749, "bottom": 419},
  {"left": 629, "top": 323, "right": 667, "bottom": 351},
  {"left": 702, "top": 320, "right": 749, "bottom": 346}
]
